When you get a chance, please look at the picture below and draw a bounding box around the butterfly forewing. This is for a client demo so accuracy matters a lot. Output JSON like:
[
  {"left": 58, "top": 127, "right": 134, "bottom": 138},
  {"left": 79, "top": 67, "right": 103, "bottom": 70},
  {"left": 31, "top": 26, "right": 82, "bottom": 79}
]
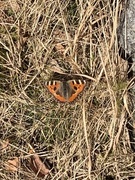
[{"left": 68, "top": 80, "right": 86, "bottom": 92}]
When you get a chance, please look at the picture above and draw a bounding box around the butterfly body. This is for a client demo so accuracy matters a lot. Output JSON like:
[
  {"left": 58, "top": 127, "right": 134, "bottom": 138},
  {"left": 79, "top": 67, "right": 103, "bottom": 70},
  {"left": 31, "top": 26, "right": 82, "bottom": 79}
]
[{"left": 45, "top": 80, "right": 86, "bottom": 102}]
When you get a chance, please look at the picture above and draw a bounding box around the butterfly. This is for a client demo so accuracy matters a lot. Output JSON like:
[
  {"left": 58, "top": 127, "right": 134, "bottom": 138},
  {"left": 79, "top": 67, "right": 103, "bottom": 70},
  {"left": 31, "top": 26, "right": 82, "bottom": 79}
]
[{"left": 45, "top": 80, "right": 86, "bottom": 102}]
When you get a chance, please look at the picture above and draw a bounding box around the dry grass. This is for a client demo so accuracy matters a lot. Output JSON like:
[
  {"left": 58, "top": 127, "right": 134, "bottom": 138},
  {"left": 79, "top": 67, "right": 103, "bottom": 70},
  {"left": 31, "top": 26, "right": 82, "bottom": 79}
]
[{"left": 0, "top": 0, "right": 134, "bottom": 179}]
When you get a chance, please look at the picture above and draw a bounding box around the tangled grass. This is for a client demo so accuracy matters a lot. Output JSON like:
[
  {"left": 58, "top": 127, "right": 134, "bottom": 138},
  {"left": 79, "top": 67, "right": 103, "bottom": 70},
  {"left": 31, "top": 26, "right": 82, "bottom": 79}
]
[{"left": 0, "top": 0, "right": 134, "bottom": 179}]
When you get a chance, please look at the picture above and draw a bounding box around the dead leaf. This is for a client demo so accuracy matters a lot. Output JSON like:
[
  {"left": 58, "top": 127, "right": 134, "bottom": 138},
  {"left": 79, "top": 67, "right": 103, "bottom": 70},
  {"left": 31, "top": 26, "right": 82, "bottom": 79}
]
[
  {"left": 48, "top": 59, "right": 67, "bottom": 74},
  {"left": 5, "top": 157, "right": 19, "bottom": 172},
  {"left": 55, "top": 43, "right": 65, "bottom": 55},
  {"left": 29, "top": 153, "right": 50, "bottom": 177},
  {"left": 9, "top": 0, "right": 20, "bottom": 12},
  {"left": 0, "top": 139, "right": 9, "bottom": 152}
]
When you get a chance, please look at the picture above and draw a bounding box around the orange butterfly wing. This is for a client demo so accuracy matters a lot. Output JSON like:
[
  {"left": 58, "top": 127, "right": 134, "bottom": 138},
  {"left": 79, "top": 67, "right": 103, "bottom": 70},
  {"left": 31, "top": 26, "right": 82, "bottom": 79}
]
[
  {"left": 45, "top": 81, "right": 67, "bottom": 102},
  {"left": 67, "top": 80, "right": 86, "bottom": 102},
  {"left": 46, "top": 80, "right": 86, "bottom": 103}
]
